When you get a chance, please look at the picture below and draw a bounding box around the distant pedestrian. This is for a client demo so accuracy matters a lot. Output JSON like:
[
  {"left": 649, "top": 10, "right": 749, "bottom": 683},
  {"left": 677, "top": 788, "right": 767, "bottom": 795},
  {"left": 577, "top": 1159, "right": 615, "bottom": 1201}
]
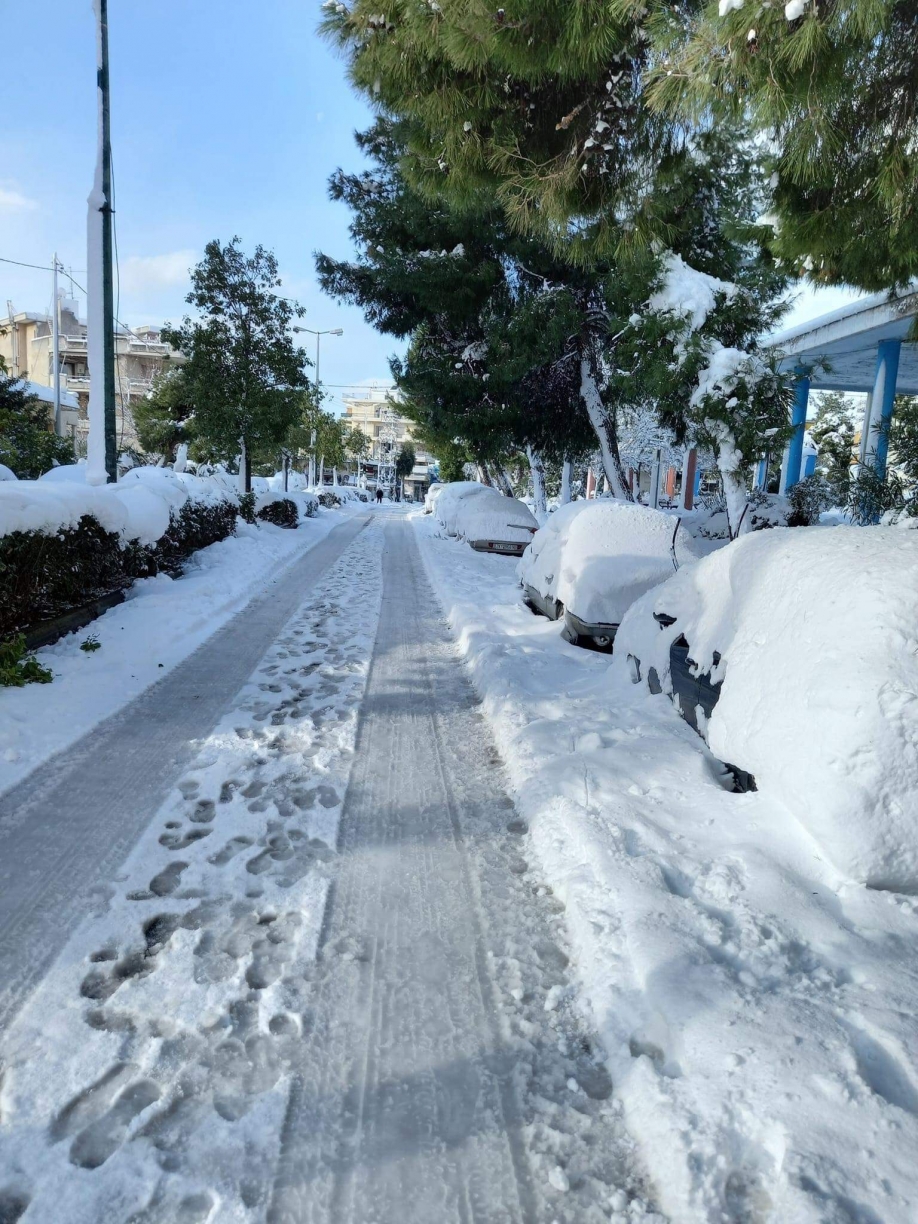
[{"left": 375, "top": 488, "right": 383, "bottom": 504}]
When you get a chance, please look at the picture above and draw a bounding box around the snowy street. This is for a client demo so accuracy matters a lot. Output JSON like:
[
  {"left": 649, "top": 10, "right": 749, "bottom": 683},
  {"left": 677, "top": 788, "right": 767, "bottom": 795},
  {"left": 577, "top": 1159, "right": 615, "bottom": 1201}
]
[{"left": 0, "top": 507, "right": 661, "bottom": 1224}]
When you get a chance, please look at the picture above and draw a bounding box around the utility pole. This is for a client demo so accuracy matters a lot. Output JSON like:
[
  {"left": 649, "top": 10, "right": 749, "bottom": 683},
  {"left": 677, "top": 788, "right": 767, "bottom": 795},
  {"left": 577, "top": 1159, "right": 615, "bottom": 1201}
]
[
  {"left": 87, "top": 0, "right": 117, "bottom": 483},
  {"left": 100, "top": 0, "right": 117, "bottom": 480},
  {"left": 52, "top": 255, "right": 61, "bottom": 436}
]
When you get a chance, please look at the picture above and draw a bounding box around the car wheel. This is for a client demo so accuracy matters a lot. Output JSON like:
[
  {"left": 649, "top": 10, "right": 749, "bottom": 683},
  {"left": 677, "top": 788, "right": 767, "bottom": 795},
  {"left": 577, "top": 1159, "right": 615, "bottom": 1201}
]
[{"left": 591, "top": 633, "right": 614, "bottom": 651}]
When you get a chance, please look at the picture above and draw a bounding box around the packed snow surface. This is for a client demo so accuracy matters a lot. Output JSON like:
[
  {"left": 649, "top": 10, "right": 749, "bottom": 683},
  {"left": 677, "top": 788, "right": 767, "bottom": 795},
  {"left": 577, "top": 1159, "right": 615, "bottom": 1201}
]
[
  {"left": 615, "top": 525, "right": 918, "bottom": 891},
  {"left": 414, "top": 509, "right": 918, "bottom": 1224},
  {"left": 518, "top": 500, "right": 697, "bottom": 626}
]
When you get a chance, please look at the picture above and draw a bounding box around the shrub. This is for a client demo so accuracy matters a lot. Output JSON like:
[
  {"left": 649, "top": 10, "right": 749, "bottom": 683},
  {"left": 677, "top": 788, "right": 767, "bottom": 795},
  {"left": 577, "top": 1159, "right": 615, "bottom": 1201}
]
[
  {"left": 0, "top": 515, "right": 133, "bottom": 638},
  {"left": 786, "top": 475, "right": 831, "bottom": 527},
  {"left": 257, "top": 497, "right": 299, "bottom": 528},
  {"left": 0, "top": 634, "right": 53, "bottom": 687},
  {"left": 0, "top": 498, "right": 237, "bottom": 639},
  {"left": 143, "top": 499, "right": 238, "bottom": 574},
  {"left": 238, "top": 490, "right": 257, "bottom": 523},
  {"left": 318, "top": 490, "right": 342, "bottom": 509}
]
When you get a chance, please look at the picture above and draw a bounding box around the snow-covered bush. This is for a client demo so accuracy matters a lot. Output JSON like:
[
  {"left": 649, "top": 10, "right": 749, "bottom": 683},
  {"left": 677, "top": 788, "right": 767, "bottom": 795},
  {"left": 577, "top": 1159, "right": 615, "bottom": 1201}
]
[
  {"left": 693, "top": 489, "right": 792, "bottom": 539},
  {"left": 519, "top": 500, "right": 697, "bottom": 626},
  {"left": 615, "top": 526, "right": 918, "bottom": 890},
  {"left": 0, "top": 471, "right": 237, "bottom": 638},
  {"left": 256, "top": 495, "right": 299, "bottom": 528},
  {"left": 317, "top": 490, "right": 343, "bottom": 509}
]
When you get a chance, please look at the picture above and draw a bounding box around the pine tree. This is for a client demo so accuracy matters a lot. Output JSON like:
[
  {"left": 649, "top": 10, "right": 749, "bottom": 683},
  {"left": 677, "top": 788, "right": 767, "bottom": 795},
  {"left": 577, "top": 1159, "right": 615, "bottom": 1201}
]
[
  {"left": 321, "top": 0, "right": 674, "bottom": 261},
  {"left": 644, "top": 0, "right": 918, "bottom": 289},
  {"left": 316, "top": 122, "right": 603, "bottom": 483},
  {"left": 163, "top": 239, "right": 310, "bottom": 491},
  {"left": 0, "top": 373, "right": 73, "bottom": 479}
]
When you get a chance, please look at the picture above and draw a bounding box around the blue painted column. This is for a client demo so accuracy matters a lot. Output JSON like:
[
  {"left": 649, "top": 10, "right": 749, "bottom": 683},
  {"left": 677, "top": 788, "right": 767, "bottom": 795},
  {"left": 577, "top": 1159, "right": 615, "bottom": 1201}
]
[
  {"left": 869, "top": 339, "right": 902, "bottom": 480},
  {"left": 784, "top": 371, "right": 811, "bottom": 492},
  {"left": 755, "top": 458, "right": 767, "bottom": 489}
]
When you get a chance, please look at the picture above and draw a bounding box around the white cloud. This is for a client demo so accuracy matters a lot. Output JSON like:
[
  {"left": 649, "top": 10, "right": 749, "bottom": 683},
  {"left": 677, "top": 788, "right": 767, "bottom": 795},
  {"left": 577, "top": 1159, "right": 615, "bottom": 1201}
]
[
  {"left": 119, "top": 250, "right": 197, "bottom": 294},
  {"left": 0, "top": 186, "right": 38, "bottom": 212}
]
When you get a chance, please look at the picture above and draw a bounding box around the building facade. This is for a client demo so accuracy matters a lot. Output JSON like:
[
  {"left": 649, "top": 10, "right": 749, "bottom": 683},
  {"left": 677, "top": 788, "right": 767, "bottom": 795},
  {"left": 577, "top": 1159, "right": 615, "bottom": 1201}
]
[
  {"left": 341, "top": 388, "right": 434, "bottom": 496},
  {"left": 0, "top": 302, "right": 176, "bottom": 453}
]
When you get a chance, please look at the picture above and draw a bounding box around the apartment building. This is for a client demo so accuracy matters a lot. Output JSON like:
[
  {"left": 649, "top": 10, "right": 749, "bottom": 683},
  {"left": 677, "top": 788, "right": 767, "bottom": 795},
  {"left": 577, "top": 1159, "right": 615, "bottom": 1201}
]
[{"left": 0, "top": 301, "right": 177, "bottom": 452}]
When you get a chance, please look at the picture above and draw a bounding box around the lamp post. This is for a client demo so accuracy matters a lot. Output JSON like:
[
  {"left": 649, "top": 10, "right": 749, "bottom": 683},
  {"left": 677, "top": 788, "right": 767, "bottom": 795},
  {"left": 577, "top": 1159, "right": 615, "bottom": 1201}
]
[{"left": 292, "top": 326, "right": 343, "bottom": 487}]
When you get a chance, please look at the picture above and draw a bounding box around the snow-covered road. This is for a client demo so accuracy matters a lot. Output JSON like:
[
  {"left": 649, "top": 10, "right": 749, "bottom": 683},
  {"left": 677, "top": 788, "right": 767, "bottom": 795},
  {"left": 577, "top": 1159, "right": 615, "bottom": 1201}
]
[{"left": 0, "top": 511, "right": 658, "bottom": 1223}]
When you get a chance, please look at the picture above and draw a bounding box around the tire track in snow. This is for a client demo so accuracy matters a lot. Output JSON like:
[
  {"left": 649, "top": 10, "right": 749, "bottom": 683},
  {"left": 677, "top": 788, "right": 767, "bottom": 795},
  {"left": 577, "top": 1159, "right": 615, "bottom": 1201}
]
[{"left": 269, "top": 518, "right": 662, "bottom": 1224}]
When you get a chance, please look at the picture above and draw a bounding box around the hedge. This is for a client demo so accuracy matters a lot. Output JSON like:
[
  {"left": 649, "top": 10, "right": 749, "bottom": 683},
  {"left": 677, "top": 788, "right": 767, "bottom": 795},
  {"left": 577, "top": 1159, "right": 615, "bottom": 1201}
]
[
  {"left": 256, "top": 497, "right": 299, "bottom": 528},
  {"left": 0, "top": 498, "right": 237, "bottom": 639}
]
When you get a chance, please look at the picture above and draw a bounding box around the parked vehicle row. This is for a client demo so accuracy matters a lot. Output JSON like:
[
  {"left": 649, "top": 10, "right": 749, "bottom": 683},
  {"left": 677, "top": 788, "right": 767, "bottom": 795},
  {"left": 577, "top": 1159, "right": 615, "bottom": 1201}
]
[{"left": 518, "top": 499, "right": 697, "bottom": 650}]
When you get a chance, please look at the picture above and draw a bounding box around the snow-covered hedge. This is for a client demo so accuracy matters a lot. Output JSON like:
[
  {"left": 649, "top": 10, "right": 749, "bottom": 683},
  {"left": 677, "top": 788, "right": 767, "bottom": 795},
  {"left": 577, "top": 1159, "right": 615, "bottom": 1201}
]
[
  {"left": 0, "top": 466, "right": 237, "bottom": 637},
  {"left": 615, "top": 526, "right": 918, "bottom": 890},
  {"left": 256, "top": 490, "right": 318, "bottom": 525},
  {"left": 519, "top": 500, "right": 697, "bottom": 626},
  {"left": 256, "top": 495, "right": 299, "bottom": 528}
]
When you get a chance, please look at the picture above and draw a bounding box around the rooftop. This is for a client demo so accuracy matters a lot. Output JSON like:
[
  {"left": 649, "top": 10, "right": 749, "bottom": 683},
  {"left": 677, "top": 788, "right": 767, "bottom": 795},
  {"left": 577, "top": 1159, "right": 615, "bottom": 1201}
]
[{"left": 767, "top": 283, "right": 918, "bottom": 394}]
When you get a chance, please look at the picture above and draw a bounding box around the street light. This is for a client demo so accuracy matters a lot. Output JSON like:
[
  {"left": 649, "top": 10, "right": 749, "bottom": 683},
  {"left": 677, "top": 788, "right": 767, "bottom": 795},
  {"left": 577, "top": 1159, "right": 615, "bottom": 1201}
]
[
  {"left": 292, "top": 327, "right": 343, "bottom": 487},
  {"left": 292, "top": 326, "right": 343, "bottom": 404}
]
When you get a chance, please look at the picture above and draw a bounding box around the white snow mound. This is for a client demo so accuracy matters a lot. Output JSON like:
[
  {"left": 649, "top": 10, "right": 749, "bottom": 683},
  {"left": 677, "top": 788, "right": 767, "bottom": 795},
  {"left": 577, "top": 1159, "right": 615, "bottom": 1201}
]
[
  {"left": 519, "top": 499, "right": 698, "bottom": 626},
  {"left": 615, "top": 526, "right": 918, "bottom": 890},
  {"left": 1, "top": 467, "right": 235, "bottom": 546}
]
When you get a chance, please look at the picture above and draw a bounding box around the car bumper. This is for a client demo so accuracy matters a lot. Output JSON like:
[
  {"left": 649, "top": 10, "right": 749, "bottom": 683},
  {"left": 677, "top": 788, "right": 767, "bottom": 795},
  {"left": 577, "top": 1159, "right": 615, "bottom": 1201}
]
[
  {"left": 563, "top": 610, "right": 619, "bottom": 650},
  {"left": 469, "top": 539, "right": 528, "bottom": 557},
  {"left": 522, "top": 584, "right": 562, "bottom": 621}
]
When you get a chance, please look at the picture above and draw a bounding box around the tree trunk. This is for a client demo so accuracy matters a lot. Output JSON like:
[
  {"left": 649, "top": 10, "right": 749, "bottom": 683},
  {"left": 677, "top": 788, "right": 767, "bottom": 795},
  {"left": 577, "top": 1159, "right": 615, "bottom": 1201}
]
[
  {"left": 477, "top": 464, "right": 493, "bottom": 486},
  {"left": 319, "top": 456, "right": 324, "bottom": 487},
  {"left": 560, "top": 458, "right": 573, "bottom": 505},
  {"left": 526, "top": 445, "right": 547, "bottom": 516},
  {"left": 713, "top": 426, "right": 750, "bottom": 539},
  {"left": 579, "top": 353, "right": 632, "bottom": 501},
  {"left": 493, "top": 466, "right": 513, "bottom": 497},
  {"left": 237, "top": 439, "right": 252, "bottom": 495}
]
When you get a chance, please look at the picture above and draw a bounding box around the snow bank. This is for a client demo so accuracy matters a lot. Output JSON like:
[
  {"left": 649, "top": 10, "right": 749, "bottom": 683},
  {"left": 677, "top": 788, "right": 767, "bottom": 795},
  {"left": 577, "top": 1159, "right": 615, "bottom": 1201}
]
[
  {"left": 615, "top": 526, "right": 918, "bottom": 890},
  {"left": 413, "top": 510, "right": 918, "bottom": 1224},
  {"left": 518, "top": 500, "right": 697, "bottom": 625},
  {"left": 0, "top": 463, "right": 18, "bottom": 482},
  {"left": 1, "top": 466, "right": 236, "bottom": 546}
]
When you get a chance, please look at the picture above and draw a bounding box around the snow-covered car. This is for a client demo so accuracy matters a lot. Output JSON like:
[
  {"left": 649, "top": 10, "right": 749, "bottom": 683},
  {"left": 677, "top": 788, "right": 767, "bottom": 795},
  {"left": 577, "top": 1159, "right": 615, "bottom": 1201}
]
[
  {"left": 615, "top": 526, "right": 918, "bottom": 889},
  {"left": 435, "top": 482, "right": 538, "bottom": 557},
  {"left": 424, "top": 482, "right": 444, "bottom": 513},
  {"left": 518, "top": 499, "right": 697, "bottom": 650}
]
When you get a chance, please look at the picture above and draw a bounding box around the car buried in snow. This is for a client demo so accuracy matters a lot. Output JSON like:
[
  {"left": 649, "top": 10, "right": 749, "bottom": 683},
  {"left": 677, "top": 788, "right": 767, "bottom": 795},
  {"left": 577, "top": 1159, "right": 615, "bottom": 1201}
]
[
  {"left": 517, "top": 499, "right": 697, "bottom": 651},
  {"left": 433, "top": 481, "right": 538, "bottom": 557},
  {"left": 613, "top": 526, "right": 918, "bottom": 891}
]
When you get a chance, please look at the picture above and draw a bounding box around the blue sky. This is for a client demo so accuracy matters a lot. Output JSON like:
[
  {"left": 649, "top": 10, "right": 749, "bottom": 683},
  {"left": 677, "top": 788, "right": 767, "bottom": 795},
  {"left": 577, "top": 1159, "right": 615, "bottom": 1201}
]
[
  {"left": 1, "top": 0, "right": 863, "bottom": 415},
  {"left": 0, "top": 0, "right": 399, "bottom": 413}
]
